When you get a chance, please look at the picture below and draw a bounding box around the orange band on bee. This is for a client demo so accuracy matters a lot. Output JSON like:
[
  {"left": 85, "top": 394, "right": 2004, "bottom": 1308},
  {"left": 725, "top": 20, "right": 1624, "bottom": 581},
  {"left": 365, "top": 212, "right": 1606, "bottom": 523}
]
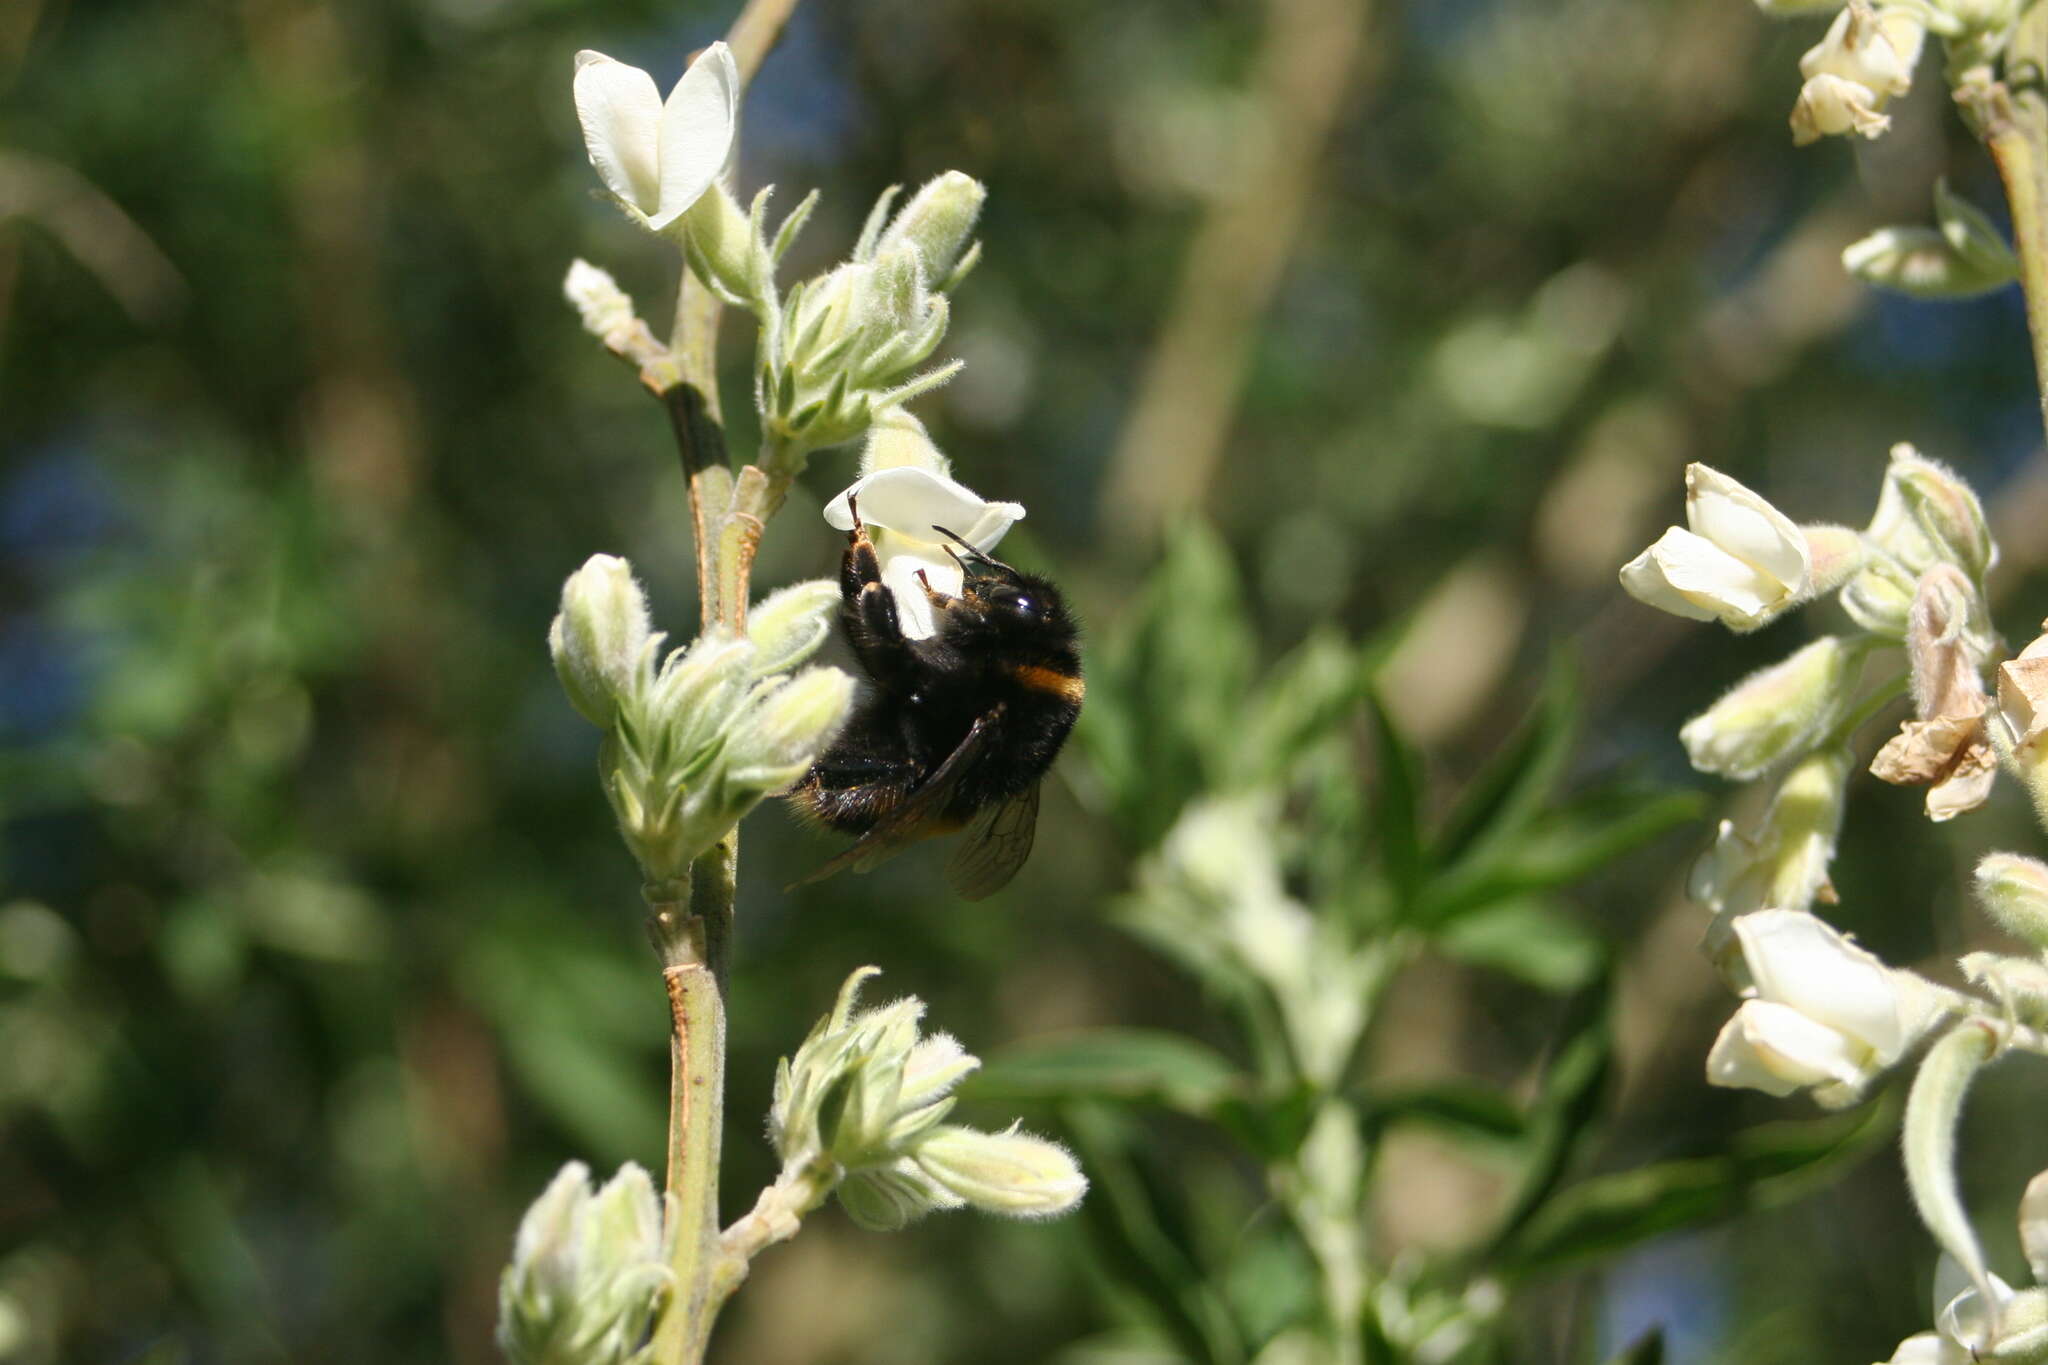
[{"left": 1010, "top": 664, "right": 1085, "bottom": 702}]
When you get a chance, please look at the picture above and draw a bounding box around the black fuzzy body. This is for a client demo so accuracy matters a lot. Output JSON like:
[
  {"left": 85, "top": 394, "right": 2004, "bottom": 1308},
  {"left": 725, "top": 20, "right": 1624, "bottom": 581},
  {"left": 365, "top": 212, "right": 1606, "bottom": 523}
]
[{"left": 791, "top": 521, "right": 1083, "bottom": 863}]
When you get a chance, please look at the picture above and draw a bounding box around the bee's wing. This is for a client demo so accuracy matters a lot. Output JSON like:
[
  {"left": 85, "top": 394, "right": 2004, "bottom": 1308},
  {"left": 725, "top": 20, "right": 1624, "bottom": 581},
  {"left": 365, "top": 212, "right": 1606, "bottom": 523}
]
[
  {"left": 788, "top": 705, "right": 1004, "bottom": 890},
  {"left": 946, "top": 781, "right": 1039, "bottom": 901}
]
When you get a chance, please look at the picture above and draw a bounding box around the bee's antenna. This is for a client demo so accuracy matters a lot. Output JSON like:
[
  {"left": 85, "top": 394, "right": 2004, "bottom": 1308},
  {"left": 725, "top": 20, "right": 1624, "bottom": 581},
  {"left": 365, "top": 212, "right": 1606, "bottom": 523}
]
[{"left": 933, "top": 525, "right": 1017, "bottom": 574}]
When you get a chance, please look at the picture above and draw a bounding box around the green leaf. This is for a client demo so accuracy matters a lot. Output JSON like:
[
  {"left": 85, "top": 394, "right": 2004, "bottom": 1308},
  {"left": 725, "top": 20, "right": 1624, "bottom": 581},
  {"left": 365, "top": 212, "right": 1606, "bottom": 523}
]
[
  {"left": 1484, "top": 969, "right": 1614, "bottom": 1258},
  {"left": 1366, "top": 692, "right": 1426, "bottom": 903},
  {"left": 1233, "top": 630, "right": 1369, "bottom": 783},
  {"left": 1417, "top": 786, "right": 1701, "bottom": 927},
  {"left": 1435, "top": 898, "right": 1605, "bottom": 993},
  {"left": 1360, "top": 1083, "right": 1527, "bottom": 1145},
  {"left": 1495, "top": 1100, "right": 1894, "bottom": 1277},
  {"left": 1078, "top": 523, "right": 1255, "bottom": 845},
  {"left": 1064, "top": 1104, "right": 1248, "bottom": 1365},
  {"left": 1210, "top": 1079, "right": 1319, "bottom": 1162},
  {"left": 1433, "top": 658, "right": 1577, "bottom": 869},
  {"left": 969, "top": 1029, "right": 1246, "bottom": 1117}
]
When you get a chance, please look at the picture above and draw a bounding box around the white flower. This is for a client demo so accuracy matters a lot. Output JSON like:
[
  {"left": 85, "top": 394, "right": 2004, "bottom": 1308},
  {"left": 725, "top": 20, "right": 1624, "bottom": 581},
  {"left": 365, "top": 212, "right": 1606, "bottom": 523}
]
[
  {"left": 822, "top": 465, "right": 1024, "bottom": 640},
  {"left": 1620, "top": 464, "right": 1858, "bottom": 631},
  {"left": 1801, "top": 3, "right": 1922, "bottom": 97},
  {"left": 573, "top": 43, "right": 738, "bottom": 232},
  {"left": 1706, "top": 909, "right": 1935, "bottom": 1106},
  {"left": 1790, "top": 3, "right": 1925, "bottom": 146},
  {"left": 1693, "top": 746, "right": 1853, "bottom": 964},
  {"left": 1881, "top": 1257, "right": 2034, "bottom": 1364}
]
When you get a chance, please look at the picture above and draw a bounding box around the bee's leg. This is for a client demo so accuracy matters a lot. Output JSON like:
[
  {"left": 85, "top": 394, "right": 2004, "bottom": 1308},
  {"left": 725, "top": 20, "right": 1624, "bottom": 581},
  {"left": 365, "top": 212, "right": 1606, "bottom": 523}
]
[
  {"left": 794, "top": 753, "right": 919, "bottom": 833},
  {"left": 839, "top": 515, "right": 921, "bottom": 690}
]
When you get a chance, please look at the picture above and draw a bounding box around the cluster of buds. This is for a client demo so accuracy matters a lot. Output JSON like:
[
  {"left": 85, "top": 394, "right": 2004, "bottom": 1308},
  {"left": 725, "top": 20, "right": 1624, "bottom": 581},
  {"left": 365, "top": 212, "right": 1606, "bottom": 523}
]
[
  {"left": 753, "top": 173, "right": 987, "bottom": 468},
  {"left": 766, "top": 968, "right": 1087, "bottom": 1231},
  {"left": 497, "top": 1162, "right": 672, "bottom": 1365},
  {"left": 1623, "top": 450, "right": 2000, "bottom": 917},
  {"left": 548, "top": 555, "right": 852, "bottom": 884}
]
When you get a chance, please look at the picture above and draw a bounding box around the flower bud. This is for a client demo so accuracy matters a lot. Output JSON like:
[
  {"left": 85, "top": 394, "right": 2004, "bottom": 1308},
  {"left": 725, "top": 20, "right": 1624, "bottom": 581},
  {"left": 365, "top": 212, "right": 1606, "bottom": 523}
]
[
  {"left": 859, "top": 405, "right": 954, "bottom": 477},
  {"left": 1790, "top": 71, "right": 1890, "bottom": 144},
  {"left": 1799, "top": 3, "right": 1921, "bottom": 97},
  {"left": 2023, "top": 1170, "right": 2048, "bottom": 1284},
  {"left": 1974, "top": 853, "right": 2048, "bottom": 950},
  {"left": 563, "top": 259, "right": 637, "bottom": 340},
  {"left": 1891, "top": 444, "right": 1996, "bottom": 581},
  {"left": 1694, "top": 748, "right": 1855, "bottom": 968},
  {"left": 745, "top": 580, "right": 840, "bottom": 676},
  {"left": 550, "top": 555, "right": 652, "bottom": 726},
  {"left": 874, "top": 171, "right": 987, "bottom": 291},
  {"left": 723, "top": 667, "right": 854, "bottom": 790},
  {"left": 837, "top": 1162, "right": 965, "bottom": 1232},
  {"left": 496, "top": 1162, "right": 671, "bottom": 1365},
  {"left": 857, "top": 244, "right": 935, "bottom": 358},
  {"left": 1843, "top": 225, "right": 2019, "bottom": 299},
  {"left": 771, "top": 969, "right": 980, "bottom": 1169},
  {"left": 1867, "top": 444, "right": 1998, "bottom": 582},
  {"left": 1681, "top": 636, "right": 1856, "bottom": 780},
  {"left": 913, "top": 1125, "right": 1089, "bottom": 1219}
]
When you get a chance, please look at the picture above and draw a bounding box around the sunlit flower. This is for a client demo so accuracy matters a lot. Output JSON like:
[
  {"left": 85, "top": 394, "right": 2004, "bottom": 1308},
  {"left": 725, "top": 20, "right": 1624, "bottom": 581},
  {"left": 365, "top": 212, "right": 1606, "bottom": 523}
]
[
  {"left": 1620, "top": 464, "right": 1859, "bottom": 632},
  {"left": 1790, "top": 3, "right": 1924, "bottom": 146},
  {"left": 1694, "top": 747, "right": 1853, "bottom": 965},
  {"left": 822, "top": 413, "right": 1024, "bottom": 639},
  {"left": 1706, "top": 909, "right": 1936, "bottom": 1107},
  {"left": 573, "top": 43, "right": 738, "bottom": 232},
  {"left": 1879, "top": 1256, "right": 2041, "bottom": 1364}
]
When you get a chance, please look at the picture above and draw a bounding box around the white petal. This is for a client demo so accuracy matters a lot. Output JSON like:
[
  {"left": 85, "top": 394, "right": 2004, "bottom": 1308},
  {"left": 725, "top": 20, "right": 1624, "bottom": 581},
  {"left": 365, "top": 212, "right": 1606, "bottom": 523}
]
[
  {"left": 881, "top": 549, "right": 956, "bottom": 640},
  {"left": 651, "top": 41, "right": 738, "bottom": 230},
  {"left": 1620, "top": 533, "right": 1720, "bottom": 621},
  {"left": 823, "top": 466, "right": 1024, "bottom": 550},
  {"left": 1734, "top": 910, "right": 1906, "bottom": 1059},
  {"left": 1707, "top": 999, "right": 1870, "bottom": 1095},
  {"left": 1644, "top": 527, "right": 1787, "bottom": 625},
  {"left": 1686, "top": 464, "right": 1810, "bottom": 590},
  {"left": 1936, "top": 1263, "right": 2016, "bottom": 1352},
  {"left": 1881, "top": 1332, "right": 1967, "bottom": 1365},
  {"left": 573, "top": 51, "right": 663, "bottom": 213}
]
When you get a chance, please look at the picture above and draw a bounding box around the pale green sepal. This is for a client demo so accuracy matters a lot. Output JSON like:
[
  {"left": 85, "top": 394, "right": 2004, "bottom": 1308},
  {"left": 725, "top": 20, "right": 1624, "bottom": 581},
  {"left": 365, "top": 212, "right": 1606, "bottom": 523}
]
[{"left": 1904, "top": 1023, "right": 1999, "bottom": 1335}]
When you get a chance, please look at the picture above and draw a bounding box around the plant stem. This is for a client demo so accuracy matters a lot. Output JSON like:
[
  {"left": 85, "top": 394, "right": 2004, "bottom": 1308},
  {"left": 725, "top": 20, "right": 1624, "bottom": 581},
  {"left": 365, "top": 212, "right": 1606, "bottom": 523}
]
[
  {"left": 1961, "top": 13, "right": 2048, "bottom": 441},
  {"left": 639, "top": 4, "right": 807, "bottom": 1360}
]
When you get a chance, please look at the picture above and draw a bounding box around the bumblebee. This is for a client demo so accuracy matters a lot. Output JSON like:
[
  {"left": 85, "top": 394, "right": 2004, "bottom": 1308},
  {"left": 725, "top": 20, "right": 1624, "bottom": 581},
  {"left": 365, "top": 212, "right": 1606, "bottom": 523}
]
[{"left": 789, "top": 497, "right": 1083, "bottom": 899}]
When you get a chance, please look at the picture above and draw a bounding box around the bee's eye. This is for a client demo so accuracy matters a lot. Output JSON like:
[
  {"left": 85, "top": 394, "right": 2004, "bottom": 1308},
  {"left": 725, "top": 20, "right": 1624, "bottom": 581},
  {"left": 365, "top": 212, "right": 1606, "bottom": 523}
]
[{"left": 1012, "top": 595, "right": 1035, "bottom": 616}]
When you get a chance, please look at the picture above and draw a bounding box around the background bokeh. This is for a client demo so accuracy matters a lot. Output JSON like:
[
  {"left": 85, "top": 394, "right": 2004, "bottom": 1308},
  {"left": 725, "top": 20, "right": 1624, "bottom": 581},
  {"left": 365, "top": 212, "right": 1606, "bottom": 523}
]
[{"left": 8, "top": 0, "right": 2048, "bottom": 1360}]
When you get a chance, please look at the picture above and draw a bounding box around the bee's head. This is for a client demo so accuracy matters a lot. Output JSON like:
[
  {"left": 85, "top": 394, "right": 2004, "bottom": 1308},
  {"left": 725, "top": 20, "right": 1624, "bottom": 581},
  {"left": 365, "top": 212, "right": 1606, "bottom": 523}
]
[{"left": 933, "top": 526, "right": 1077, "bottom": 647}]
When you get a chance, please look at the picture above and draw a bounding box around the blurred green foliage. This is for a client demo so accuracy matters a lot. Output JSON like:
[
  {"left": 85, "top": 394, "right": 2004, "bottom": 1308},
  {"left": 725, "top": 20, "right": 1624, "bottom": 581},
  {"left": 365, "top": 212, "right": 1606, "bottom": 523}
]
[{"left": 8, "top": 0, "right": 2048, "bottom": 1361}]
